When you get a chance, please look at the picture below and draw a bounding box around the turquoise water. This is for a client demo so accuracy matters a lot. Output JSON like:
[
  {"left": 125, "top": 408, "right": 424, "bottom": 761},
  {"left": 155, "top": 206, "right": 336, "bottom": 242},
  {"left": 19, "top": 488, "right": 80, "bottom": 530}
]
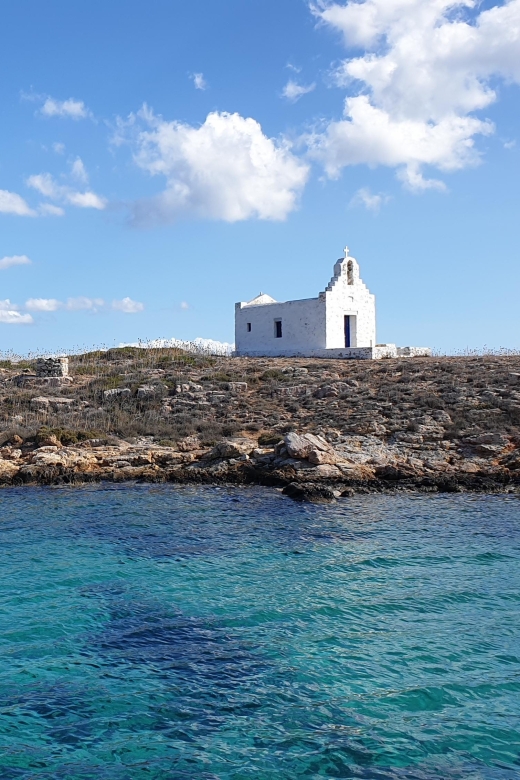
[{"left": 0, "top": 487, "right": 519, "bottom": 779}]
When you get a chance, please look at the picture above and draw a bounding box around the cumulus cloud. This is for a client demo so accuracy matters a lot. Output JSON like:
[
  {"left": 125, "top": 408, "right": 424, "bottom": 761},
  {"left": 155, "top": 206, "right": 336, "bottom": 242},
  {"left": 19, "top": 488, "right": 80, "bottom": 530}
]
[
  {"left": 112, "top": 297, "right": 144, "bottom": 313},
  {"left": 27, "top": 172, "right": 107, "bottom": 211},
  {"left": 0, "top": 189, "right": 35, "bottom": 216},
  {"left": 349, "top": 187, "right": 390, "bottom": 211},
  {"left": 25, "top": 298, "right": 61, "bottom": 312},
  {"left": 0, "top": 300, "right": 33, "bottom": 324},
  {"left": 40, "top": 97, "right": 90, "bottom": 120},
  {"left": 282, "top": 79, "right": 316, "bottom": 102},
  {"left": 192, "top": 73, "right": 208, "bottom": 90},
  {"left": 121, "top": 108, "right": 309, "bottom": 225},
  {"left": 310, "top": 0, "right": 520, "bottom": 188},
  {"left": 0, "top": 255, "right": 32, "bottom": 270}
]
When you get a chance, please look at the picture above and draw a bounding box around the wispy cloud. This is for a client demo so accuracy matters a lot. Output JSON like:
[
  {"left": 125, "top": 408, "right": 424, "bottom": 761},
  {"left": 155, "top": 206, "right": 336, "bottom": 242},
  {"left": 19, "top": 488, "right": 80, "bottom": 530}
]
[
  {"left": 70, "top": 157, "right": 89, "bottom": 183},
  {"left": 349, "top": 187, "right": 390, "bottom": 212},
  {"left": 112, "top": 297, "right": 144, "bottom": 313},
  {"left": 40, "top": 96, "right": 90, "bottom": 120},
  {"left": 282, "top": 79, "right": 316, "bottom": 102},
  {"left": 0, "top": 255, "right": 32, "bottom": 270},
  {"left": 25, "top": 296, "right": 144, "bottom": 314},
  {"left": 180, "top": 301, "right": 189, "bottom": 310},
  {"left": 191, "top": 72, "right": 208, "bottom": 90},
  {"left": 27, "top": 172, "right": 106, "bottom": 211}
]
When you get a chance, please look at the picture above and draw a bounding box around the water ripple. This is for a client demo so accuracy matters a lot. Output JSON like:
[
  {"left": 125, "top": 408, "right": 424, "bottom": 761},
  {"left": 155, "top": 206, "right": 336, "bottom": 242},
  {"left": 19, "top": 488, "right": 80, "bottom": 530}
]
[{"left": 0, "top": 486, "right": 518, "bottom": 778}]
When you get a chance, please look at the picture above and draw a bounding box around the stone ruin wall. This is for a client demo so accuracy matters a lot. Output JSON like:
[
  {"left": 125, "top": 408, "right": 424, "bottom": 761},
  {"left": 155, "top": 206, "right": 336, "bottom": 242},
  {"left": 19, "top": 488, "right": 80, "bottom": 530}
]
[{"left": 35, "top": 357, "right": 69, "bottom": 377}]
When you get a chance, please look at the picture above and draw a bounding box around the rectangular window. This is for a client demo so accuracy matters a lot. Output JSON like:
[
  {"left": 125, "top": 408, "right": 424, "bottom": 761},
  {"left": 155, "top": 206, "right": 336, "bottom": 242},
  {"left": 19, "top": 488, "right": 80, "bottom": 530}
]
[
  {"left": 247, "top": 323, "right": 251, "bottom": 332},
  {"left": 275, "top": 319, "right": 282, "bottom": 338}
]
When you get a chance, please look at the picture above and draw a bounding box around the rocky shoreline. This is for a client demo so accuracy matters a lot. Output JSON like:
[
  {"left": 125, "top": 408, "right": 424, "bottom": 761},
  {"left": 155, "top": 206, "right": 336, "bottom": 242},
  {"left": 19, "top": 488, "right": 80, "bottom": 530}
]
[
  {"left": 1, "top": 351, "right": 519, "bottom": 501},
  {"left": 1, "top": 429, "right": 518, "bottom": 502}
]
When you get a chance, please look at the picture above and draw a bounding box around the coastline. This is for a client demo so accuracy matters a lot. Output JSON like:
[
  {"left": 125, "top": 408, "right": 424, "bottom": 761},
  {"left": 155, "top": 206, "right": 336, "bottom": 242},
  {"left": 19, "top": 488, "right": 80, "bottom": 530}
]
[
  {"left": 1, "top": 351, "right": 520, "bottom": 501},
  {"left": 1, "top": 436, "right": 518, "bottom": 502}
]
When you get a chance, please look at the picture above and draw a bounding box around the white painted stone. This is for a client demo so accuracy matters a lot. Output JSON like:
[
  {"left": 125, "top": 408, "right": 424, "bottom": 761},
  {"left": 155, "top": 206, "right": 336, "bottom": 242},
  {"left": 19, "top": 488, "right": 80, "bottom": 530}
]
[{"left": 235, "top": 246, "right": 430, "bottom": 360}]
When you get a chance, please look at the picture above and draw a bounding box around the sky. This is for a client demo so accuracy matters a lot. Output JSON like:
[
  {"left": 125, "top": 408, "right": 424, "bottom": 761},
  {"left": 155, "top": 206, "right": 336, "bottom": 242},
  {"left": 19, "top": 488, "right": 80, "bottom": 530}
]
[{"left": 0, "top": 0, "right": 519, "bottom": 355}]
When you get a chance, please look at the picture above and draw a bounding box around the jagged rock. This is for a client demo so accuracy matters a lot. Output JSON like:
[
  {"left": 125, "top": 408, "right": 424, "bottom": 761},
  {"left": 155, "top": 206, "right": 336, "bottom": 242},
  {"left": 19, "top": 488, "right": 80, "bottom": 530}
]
[
  {"left": 30, "top": 396, "right": 75, "bottom": 411},
  {"left": 103, "top": 388, "right": 131, "bottom": 400},
  {"left": 227, "top": 382, "right": 248, "bottom": 393},
  {"left": 308, "top": 449, "right": 339, "bottom": 466},
  {"left": 462, "top": 432, "right": 510, "bottom": 455},
  {"left": 312, "top": 464, "right": 343, "bottom": 479},
  {"left": 282, "top": 482, "right": 336, "bottom": 503},
  {"left": 0, "top": 460, "right": 20, "bottom": 481},
  {"left": 137, "top": 384, "right": 165, "bottom": 398},
  {"left": 275, "top": 385, "right": 310, "bottom": 398}
]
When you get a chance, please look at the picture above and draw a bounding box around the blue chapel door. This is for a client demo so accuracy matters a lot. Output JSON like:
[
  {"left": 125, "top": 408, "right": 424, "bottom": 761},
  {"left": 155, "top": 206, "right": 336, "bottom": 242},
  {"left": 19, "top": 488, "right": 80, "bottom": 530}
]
[{"left": 344, "top": 315, "right": 351, "bottom": 348}]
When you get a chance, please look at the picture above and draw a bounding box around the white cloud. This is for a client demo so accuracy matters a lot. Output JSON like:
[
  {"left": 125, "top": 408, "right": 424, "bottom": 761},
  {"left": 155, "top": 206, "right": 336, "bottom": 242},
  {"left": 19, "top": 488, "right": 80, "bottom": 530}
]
[
  {"left": 25, "top": 298, "right": 61, "bottom": 312},
  {"left": 20, "top": 296, "right": 143, "bottom": 318},
  {"left": 310, "top": 0, "right": 520, "bottom": 188},
  {"left": 38, "top": 203, "right": 65, "bottom": 217},
  {"left": 308, "top": 95, "right": 492, "bottom": 189},
  {"left": 71, "top": 157, "right": 89, "bottom": 183},
  {"left": 66, "top": 191, "right": 106, "bottom": 209},
  {"left": 0, "top": 189, "right": 35, "bottom": 216},
  {"left": 40, "top": 97, "right": 90, "bottom": 120},
  {"left": 180, "top": 301, "right": 189, "bottom": 310},
  {"left": 112, "top": 297, "right": 144, "bottom": 313},
  {"left": 27, "top": 172, "right": 107, "bottom": 211},
  {"left": 0, "top": 301, "right": 33, "bottom": 324},
  {"left": 124, "top": 108, "right": 309, "bottom": 225},
  {"left": 53, "top": 142, "right": 65, "bottom": 154},
  {"left": 0, "top": 255, "right": 32, "bottom": 271},
  {"left": 25, "top": 297, "right": 105, "bottom": 313},
  {"left": 282, "top": 79, "right": 316, "bottom": 102},
  {"left": 0, "top": 299, "right": 20, "bottom": 311},
  {"left": 65, "top": 297, "right": 105, "bottom": 311},
  {"left": 349, "top": 187, "right": 390, "bottom": 211},
  {"left": 192, "top": 73, "right": 208, "bottom": 90}
]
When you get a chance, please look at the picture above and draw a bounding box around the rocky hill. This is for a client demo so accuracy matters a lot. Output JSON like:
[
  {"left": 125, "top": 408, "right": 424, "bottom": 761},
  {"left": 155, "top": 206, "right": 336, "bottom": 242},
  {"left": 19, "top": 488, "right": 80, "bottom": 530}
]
[{"left": 0, "top": 348, "right": 519, "bottom": 500}]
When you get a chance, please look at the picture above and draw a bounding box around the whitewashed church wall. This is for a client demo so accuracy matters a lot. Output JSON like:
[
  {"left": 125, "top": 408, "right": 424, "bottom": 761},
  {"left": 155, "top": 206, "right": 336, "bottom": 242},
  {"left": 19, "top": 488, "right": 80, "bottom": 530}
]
[
  {"left": 235, "top": 297, "right": 326, "bottom": 356},
  {"left": 323, "top": 270, "right": 376, "bottom": 348}
]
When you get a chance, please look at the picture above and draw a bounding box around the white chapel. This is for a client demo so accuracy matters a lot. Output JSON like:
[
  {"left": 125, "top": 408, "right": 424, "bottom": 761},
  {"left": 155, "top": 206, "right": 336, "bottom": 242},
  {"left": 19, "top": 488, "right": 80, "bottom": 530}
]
[{"left": 235, "top": 246, "right": 430, "bottom": 360}]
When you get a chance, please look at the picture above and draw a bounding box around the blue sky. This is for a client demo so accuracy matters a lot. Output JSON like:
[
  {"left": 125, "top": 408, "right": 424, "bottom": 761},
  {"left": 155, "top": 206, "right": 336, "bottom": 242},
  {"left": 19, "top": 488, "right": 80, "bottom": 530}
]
[{"left": 1, "top": 0, "right": 519, "bottom": 354}]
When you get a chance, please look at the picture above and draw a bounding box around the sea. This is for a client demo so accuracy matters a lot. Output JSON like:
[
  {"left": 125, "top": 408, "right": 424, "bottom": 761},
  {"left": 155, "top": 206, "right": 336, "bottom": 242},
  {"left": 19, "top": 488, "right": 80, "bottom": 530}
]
[{"left": 0, "top": 485, "right": 519, "bottom": 779}]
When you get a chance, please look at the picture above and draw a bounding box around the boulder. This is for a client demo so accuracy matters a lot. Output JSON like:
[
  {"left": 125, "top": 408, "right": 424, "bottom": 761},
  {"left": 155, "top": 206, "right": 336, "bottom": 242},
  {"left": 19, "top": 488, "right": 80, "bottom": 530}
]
[
  {"left": 308, "top": 449, "right": 339, "bottom": 466},
  {"left": 227, "top": 382, "right": 248, "bottom": 393},
  {"left": 0, "top": 460, "right": 20, "bottom": 482},
  {"left": 103, "top": 388, "right": 131, "bottom": 400},
  {"left": 207, "top": 438, "right": 255, "bottom": 460},
  {"left": 275, "top": 386, "right": 310, "bottom": 398},
  {"left": 282, "top": 482, "right": 336, "bottom": 503},
  {"left": 284, "top": 432, "right": 332, "bottom": 460}
]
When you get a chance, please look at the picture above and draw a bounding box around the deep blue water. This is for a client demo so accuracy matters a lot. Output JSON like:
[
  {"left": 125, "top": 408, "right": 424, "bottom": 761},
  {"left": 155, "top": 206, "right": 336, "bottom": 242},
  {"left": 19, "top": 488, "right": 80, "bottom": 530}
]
[{"left": 0, "top": 486, "right": 519, "bottom": 779}]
